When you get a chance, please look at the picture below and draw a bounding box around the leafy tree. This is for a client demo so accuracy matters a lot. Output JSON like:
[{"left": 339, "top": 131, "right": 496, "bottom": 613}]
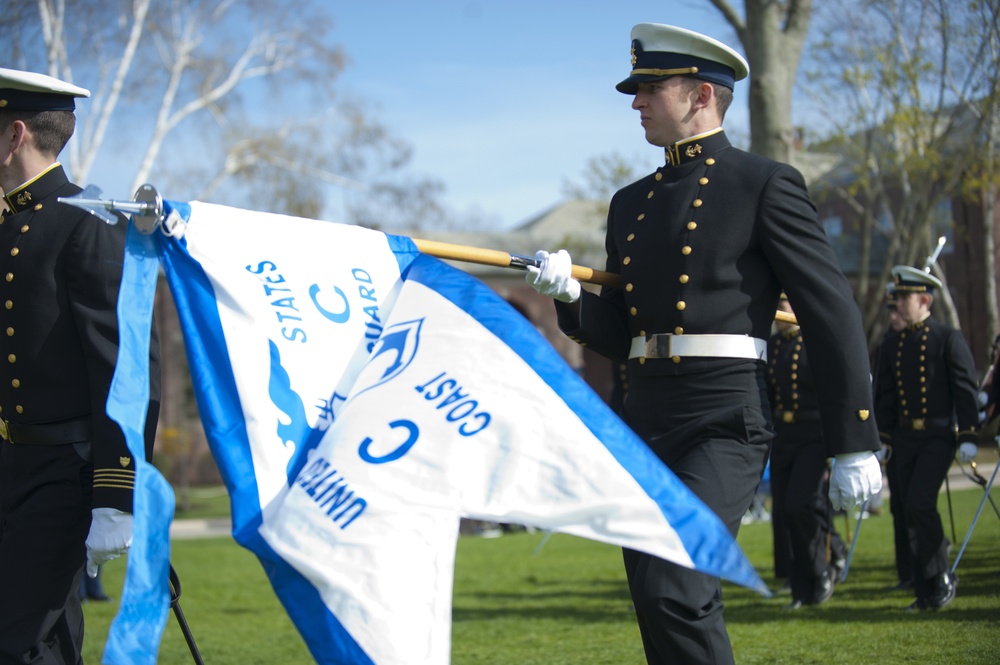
[
  {"left": 803, "top": 0, "right": 1000, "bottom": 349},
  {"left": 5, "top": 0, "right": 445, "bottom": 228}
]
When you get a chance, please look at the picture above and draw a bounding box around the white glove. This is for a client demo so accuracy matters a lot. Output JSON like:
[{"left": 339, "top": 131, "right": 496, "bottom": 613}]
[
  {"left": 957, "top": 442, "right": 978, "bottom": 463},
  {"left": 85, "top": 508, "right": 133, "bottom": 577},
  {"left": 875, "top": 443, "right": 891, "bottom": 462},
  {"left": 525, "top": 250, "right": 581, "bottom": 303},
  {"left": 828, "top": 451, "right": 883, "bottom": 512}
]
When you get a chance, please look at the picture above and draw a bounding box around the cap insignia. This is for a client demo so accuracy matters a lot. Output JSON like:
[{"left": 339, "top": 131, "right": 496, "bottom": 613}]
[
  {"left": 685, "top": 144, "right": 703, "bottom": 158},
  {"left": 119, "top": 456, "right": 131, "bottom": 468},
  {"left": 630, "top": 43, "right": 637, "bottom": 67}
]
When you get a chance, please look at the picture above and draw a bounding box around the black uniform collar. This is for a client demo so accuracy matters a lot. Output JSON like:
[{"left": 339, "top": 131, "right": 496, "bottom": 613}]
[
  {"left": 3, "top": 163, "right": 68, "bottom": 214},
  {"left": 663, "top": 128, "right": 730, "bottom": 167}
]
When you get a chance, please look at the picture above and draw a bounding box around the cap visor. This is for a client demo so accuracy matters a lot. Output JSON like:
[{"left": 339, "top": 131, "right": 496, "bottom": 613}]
[{"left": 616, "top": 73, "right": 672, "bottom": 94}]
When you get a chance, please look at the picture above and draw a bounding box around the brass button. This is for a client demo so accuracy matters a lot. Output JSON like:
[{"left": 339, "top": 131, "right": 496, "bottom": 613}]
[
  {"left": 676, "top": 301, "right": 686, "bottom": 311},
  {"left": 627, "top": 233, "right": 635, "bottom": 241},
  {"left": 5, "top": 327, "right": 12, "bottom": 336},
  {"left": 637, "top": 213, "right": 645, "bottom": 221},
  {"left": 674, "top": 327, "right": 683, "bottom": 335},
  {"left": 655, "top": 172, "right": 662, "bottom": 181},
  {"left": 679, "top": 274, "right": 689, "bottom": 284},
  {"left": 687, "top": 222, "right": 697, "bottom": 230},
  {"left": 699, "top": 177, "right": 709, "bottom": 185},
  {"left": 7, "top": 354, "right": 14, "bottom": 363},
  {"left": 20, "top": 225, "right": 29, "bottom": 233},
  {"left": 9, "top": 248, "right": 17, "bottom": 257},
  {"left": 706, "top": 158, "right": 716, "bottom": 165},
  {"left": 15, "top": 405, "right": 22, "bottom": 414},
  {"left": 625, "top": 283, "right": 634, "bottom": 292},
  {"left": 33, "top": 204, "right": 42, "bottom": 211},
  {"left": 630, "top": 307, "right": 637, "bottom": 315},
  {"left": 623, "top": 256, "right": 631, "bottom": 265},
  {"left": 672, "top": 356, "right": 681, "bottom": 364},
  {"left": 681, "top": 246, "right": 692, "bottom": 255},
  {"left": 692, "top": 199, "right": 703, "bottom": 207},
  {"left": 639, "top": 357, "right": 646, "bottom": 365},
  {"left": 647, "top": 191, "right": 654, "bottom": 199},
  {"left": 10, "top": 379, "right": 18, "bottom": 388},
  {"left": 4, "top": 301, "right": 11, "bottom": 310},
  {"left": 5, "top": 273, "right": 12, "bottom": 282}
]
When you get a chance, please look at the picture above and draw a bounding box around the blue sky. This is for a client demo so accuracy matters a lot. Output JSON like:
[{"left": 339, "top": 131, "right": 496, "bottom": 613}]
[{"left": 327, "top": 1, "right": 751, "bottom": 229}]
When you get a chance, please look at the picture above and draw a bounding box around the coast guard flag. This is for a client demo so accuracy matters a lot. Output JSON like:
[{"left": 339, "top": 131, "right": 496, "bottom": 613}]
[{"left": 106, "top": 201, "right": 767, "bottom": 665}]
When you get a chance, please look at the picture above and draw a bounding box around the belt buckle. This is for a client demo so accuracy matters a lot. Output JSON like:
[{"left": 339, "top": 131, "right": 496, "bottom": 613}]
[
  {"left": 911, "top": 418, "right": 926, "bottom": 431},
  {"left": 0, "top": 417, "right": 9, "bottom": 443},
  {"left": 645, "top": 333, "right": 672, "bottom": 359}
]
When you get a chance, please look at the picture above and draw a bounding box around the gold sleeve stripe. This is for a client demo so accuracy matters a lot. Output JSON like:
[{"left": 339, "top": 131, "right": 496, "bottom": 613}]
[
  {"left": 94, "top": 471, "right": 136, "bottom": 481},
  {"left": 93, "top": 481, "right": 136, "bottom": 490},
  {"left": 94, "top": 469, "right": 136, "bottom": 477}
]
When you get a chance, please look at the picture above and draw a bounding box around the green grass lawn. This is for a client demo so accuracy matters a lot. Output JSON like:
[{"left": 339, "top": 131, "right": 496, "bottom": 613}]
[{"left": 82, "top": 486, "right": 999, "bottom": 664}]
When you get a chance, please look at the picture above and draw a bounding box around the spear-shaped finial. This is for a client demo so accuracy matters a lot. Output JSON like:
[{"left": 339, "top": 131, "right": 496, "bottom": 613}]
[
  {"left": 58, "top": 183, "right": 164, "bottom": 234},
  {"left": 924, "top": 235, "right": 947, "bottom": 273}
]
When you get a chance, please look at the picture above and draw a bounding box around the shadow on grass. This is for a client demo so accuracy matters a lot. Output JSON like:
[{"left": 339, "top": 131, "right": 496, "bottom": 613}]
[{"left": 453, "top": 578, "right": 634, "bottom": 624}]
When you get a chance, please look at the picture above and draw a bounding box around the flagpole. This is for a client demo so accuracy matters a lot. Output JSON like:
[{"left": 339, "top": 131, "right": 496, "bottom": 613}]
[
  {"left": 410, "top": 238, "right": 799, "bottom": 324},
  {"left": 54, "top": 186, "right": 799, "bottom": 325}
]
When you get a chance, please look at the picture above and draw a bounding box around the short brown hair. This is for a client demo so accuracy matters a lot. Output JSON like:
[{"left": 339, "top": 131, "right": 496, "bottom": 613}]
[
  {"left": 678, "top": 77, "right": 734, "bottom": 120},
  {"left": 0, "top": 109, "right": 76, "bottom": 157}
]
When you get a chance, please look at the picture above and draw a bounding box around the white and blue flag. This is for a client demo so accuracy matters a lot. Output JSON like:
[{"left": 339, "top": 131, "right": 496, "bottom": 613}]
[{"left": 105, "top": 201, "right": 767, "bottom": 665}]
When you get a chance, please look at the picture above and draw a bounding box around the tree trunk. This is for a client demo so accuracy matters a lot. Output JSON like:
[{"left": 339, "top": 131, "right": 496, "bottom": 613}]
[{"left": 709, "top": 0, "right": 812, "bottom": 161}]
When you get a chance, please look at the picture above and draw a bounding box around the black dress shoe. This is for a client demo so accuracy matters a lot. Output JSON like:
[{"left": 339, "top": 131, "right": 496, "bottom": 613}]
[
  {"left": 86, "top": 593, "right": 113, "bottom": 602},
  {"left": 810, "top": 569, "right": 835, "bottom": 605},
  {"left": 928, "top": 572, "right": 957, "bottom": 610},
  {"left": 831, "top": 556, "right": 847, "bottom": 579},
  {"left": 783, "top": 599, "right": 804, "bottom": 610},
  {"left": 903, "top": 598, "right": 928, "bottom": 612}
]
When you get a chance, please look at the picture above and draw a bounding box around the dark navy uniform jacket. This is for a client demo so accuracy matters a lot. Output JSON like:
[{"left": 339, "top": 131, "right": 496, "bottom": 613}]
[
  {"left": 874, "top": 317, "right": 979, "bottom": 445},
  {"left": 557, "top": 130, "right": 878, "bottom": 458},
  {"left": 0, "top": 164, "right": 161, "bottom": 512},
  {"left": 767, "top": 327, "right": 822, "bottom": 428}
]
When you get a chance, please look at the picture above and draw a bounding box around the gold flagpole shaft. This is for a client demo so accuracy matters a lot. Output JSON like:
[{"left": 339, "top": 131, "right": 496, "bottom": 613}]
[
  {"left": 411, "top": 238, "right": 621, "bottom": 287},
  {"left": 411, "top": 237, "right": 798, "bottom": 324}
]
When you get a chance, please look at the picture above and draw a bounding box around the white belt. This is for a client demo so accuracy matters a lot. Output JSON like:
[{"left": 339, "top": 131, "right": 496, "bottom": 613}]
[{"left": 629, "top": 334, "right": 768, "bottom": 360}]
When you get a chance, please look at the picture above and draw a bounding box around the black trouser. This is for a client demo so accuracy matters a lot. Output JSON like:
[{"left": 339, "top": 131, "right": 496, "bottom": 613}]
[
  {"left": 0, "top": 442, "right": 91, "bottom": 665},
  {"left": 622, "top": 362, "right": 772, "bottom": 665},
  {"left": 885, "top": 452, "right": 914, "bottom": 584},
  {"left": 892, "top": 431, "right": 953, "bottom": 601},
  {"left": 769, "top": 425, "right": 831, "bottom": 602}
]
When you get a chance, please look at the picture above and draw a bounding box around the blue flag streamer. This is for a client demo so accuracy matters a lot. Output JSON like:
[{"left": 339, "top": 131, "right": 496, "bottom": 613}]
[{"left": 102, "top": 225, "right": 175, "bottom": 665}]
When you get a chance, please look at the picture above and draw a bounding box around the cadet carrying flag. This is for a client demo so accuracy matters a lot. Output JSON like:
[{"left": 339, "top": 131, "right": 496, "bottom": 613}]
[{"left": 105, "top": 201, "right": 767, "bottom": 665}]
